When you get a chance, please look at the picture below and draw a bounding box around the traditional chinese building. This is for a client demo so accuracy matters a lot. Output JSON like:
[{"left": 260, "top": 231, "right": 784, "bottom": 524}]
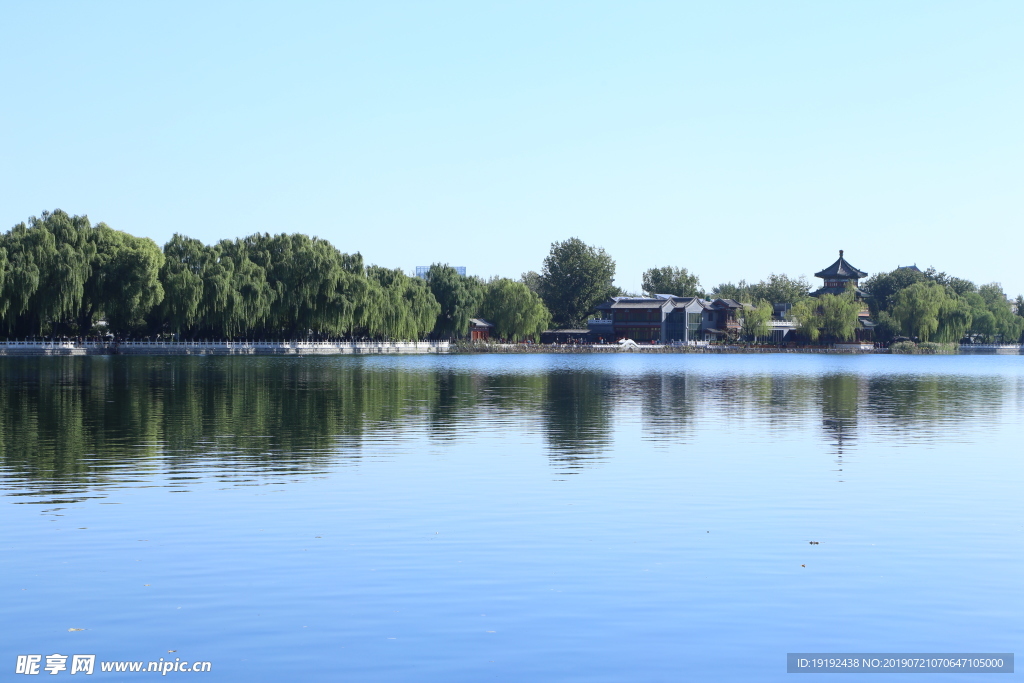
[
  {"left": 701, "top": 299, "right": 744, "bottom": 339},
  {"left": 811, "top": 250, "right": 867, "bottom": 298},
  {"left": 469, "top": 318, "right": 494, "bottom": 341},
  {"left": 590, "top": 295, "right": 706, "bottom": 343}
]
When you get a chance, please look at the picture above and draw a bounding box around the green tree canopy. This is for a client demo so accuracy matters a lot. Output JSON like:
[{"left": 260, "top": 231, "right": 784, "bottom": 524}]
[
  {"left": 214, "top": 238, "right": 275, "bottom": 338},
  {"left": 965, "top": 283, "right": 1023, "bottom": 342},
  {"left": 89, "top": 225, "right": 165, "bottom": 333},
  {"left": 789, "top": 289, "right": 861, "bottom": 342},
  {"left": 864, "top": 266, "right": 977, "bottom": 318},
  {"left": 890, "top": 282, "right": 948, "bottom": 342},
  {"left": 710, "top": 280, "right": 749, "bottom": 302},
  {"left": 0, "top": 211, "right": 90, "bottom": 335},
  {"left": 863, "top": 268, "right": 929, "bottom": 316},
  {"left": 159, "top": 234, "right": 212, "bottom": 334},
  {"left": 480, "top": 278, "right": 551, "bottom": 341},
  {"left": 520, "top": 270, "right": 542, "bottom": 296},
  {"left": 364, "top": 266, "right": 440, "bottom": 340},
  {"left": 740, "top": 299, "right": 772, "bottom": 341},
  {"left": 935, "top": 293, "right": 972, "bottom": 343},
  {"left": 641, "top": 266, "right": 703, "bottom": 298},
  {"left": 1, "top": 210, "right": 163, "bottom": 336},
  {"left": 790, "top": 297, "right": 822, "bottom": 342},
  {"left": 747, "top": 273, "right": 811, "bottom": 304},
  {"left": 818, "top": 290, "right": 861, "bottom": 341},
  {"left": 0, "top": 245, "right": 9, "bottom": 321},
  {"left": 426, "top": 264, "right": 483, "bottom": 338},
  {"left": 537, "top": 238, "right": 615, "bottom": 327}
]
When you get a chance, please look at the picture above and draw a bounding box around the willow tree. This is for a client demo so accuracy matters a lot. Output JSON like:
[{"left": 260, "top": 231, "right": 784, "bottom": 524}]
[
  {"left": 309, "top": 246, "right": 374, "bottom": 338},
  {"left": 818, "top": 291, "right": 861, "bottom": 341},
  {"left": 891, "top": 282, "right": 946, "bottom": 342},
  {"left": 0, "top": 211, "right": 169, "bottom": 336},
  {"left": 216, "top": 239, "right": 274, "bottom": 337},
  {"left": 935, "top": 294, "right": 972, "bottom": 343},
  {"left": 363, "top": 266, "right": 439, "bottom": 340},
  {"left": 480, "top": 278, "right": 552, "bottom": 341},
  {"left": 159, "top": 234, "right": 214, "bottom": 335},
  {"left": 1, "top": 232, "right": 43, "bottom": 333},
  {"left": 40, "top": 212, "right": 94, "bottom": 333},
  {"left": 790, "top": 298, "right": 822, "bottom": 342},
  {"left": 740, "top": 299, "right": 772, "bottom": 341},
  {"left": 241, "top": 233, "right": 346, "bottom": 336},
  {"left": 0, "top": 211, "right": 92, "bottom": 335},
  {"left": 426, "top": 264, "right": 483, "bottom": 338},
  {"left": 83, "top": 223, "right": 164, "bottom": 334},
  {"left": 0, "top": 245, "right": 8, "bottom": 321}
]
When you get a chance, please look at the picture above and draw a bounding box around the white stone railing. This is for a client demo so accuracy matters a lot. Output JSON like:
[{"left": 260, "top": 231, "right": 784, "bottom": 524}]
[
  {"left": 0, "top": 340, "right": 450, "bottom": 353},
  {"left": 959, "top": 343, "right": 1023, "bottom": 350}
]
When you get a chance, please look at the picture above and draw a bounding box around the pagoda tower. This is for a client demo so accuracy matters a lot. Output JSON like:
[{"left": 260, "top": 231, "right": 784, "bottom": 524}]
[{"left": 811, "top": 250, "right": 867, "bottom": 298}]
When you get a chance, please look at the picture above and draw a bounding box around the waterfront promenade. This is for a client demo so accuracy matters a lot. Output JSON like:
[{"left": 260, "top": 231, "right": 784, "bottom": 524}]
[
  {"left": 0, "top": 340, "right": 451, "bottom": 356},
  {"left": 1, "top": 340, "right": 1020, "bottom": 356}
]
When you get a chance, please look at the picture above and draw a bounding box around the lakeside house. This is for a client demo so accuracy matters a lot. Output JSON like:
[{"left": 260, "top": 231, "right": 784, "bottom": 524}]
[
  {"left": 540, "top": 329, "right": 591, "bottom": 344},
  {"left": 701, "top": 298, "right": 745, "bottom": 341},
  {"left": 575, "top": 250, "right": 877, "bottom": 345},
  {"left": 590, "top": 295, "right": 707, "bottom": 343},
  {"left": 469, "top": 318, "right": 494, "bottom": 341},
  {"left": 529, "top": 250, "right": 892, "bottom": 345},
  {"left": 583, "top": 295, "right": 793, "bottom": 344}
]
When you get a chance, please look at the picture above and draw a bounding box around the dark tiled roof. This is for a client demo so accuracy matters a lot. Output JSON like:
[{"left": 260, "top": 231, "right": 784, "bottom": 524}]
[
  {"left": 652, "top": 294, "right": 700, "bottom": 302},
  {"left": 710, "top": 298, "right": 743, "bottom": 309},
  {"left": 815, "top": 250, "right": 867, "bottom": 279},
  {"left": 610, "top": 300, "right": 667, "bottom": 309},
  {"left": 666, "top": 296, "right": 700, "bottom": 305}
]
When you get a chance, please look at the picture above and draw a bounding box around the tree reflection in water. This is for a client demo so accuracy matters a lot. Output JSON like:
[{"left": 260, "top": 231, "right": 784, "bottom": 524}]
[{"left": 0, "top": 356, "right": 1016, "bottom": 500}]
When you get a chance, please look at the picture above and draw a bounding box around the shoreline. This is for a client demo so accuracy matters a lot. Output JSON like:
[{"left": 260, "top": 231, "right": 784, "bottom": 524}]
[
  {"left": 0, "top": 341, "right": 451, "bottom": 356},
  {"left": 1, "top": 341, "right": 1020, "bottom": 356}
]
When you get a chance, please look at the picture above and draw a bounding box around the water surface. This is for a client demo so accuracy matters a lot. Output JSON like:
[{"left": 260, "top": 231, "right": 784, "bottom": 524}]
[{"left": 1, "top": 355, "right": 1021, "bottom": 681}]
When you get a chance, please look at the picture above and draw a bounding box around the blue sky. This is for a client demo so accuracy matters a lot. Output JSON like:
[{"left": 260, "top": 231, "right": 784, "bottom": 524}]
[{"left": 3, "top": 1, "right": 1022, "bottom": 297}]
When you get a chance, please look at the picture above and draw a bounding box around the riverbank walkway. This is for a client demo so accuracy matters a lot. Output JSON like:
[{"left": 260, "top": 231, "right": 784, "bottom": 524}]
[
  {"left": 0, "top": 340, "right": 451, "bottom": 356},
  {"left": 1, "top": 341, "right": 1020, "bottom": 356}
]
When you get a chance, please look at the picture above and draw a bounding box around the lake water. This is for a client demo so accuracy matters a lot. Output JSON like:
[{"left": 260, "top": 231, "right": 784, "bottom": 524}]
[{"left": 1, "top": 354, "right": 1021, "bottom": 681}]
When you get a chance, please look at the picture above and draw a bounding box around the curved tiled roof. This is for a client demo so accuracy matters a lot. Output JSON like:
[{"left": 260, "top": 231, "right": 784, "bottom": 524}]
[{"left": 814, "top": 250, "right": 867, "bottom": 279}]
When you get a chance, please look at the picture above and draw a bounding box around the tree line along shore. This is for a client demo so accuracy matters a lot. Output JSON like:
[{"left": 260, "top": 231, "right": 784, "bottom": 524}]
[{"left": 1, "top": 209, "right": 1022, "bottom": 345}]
